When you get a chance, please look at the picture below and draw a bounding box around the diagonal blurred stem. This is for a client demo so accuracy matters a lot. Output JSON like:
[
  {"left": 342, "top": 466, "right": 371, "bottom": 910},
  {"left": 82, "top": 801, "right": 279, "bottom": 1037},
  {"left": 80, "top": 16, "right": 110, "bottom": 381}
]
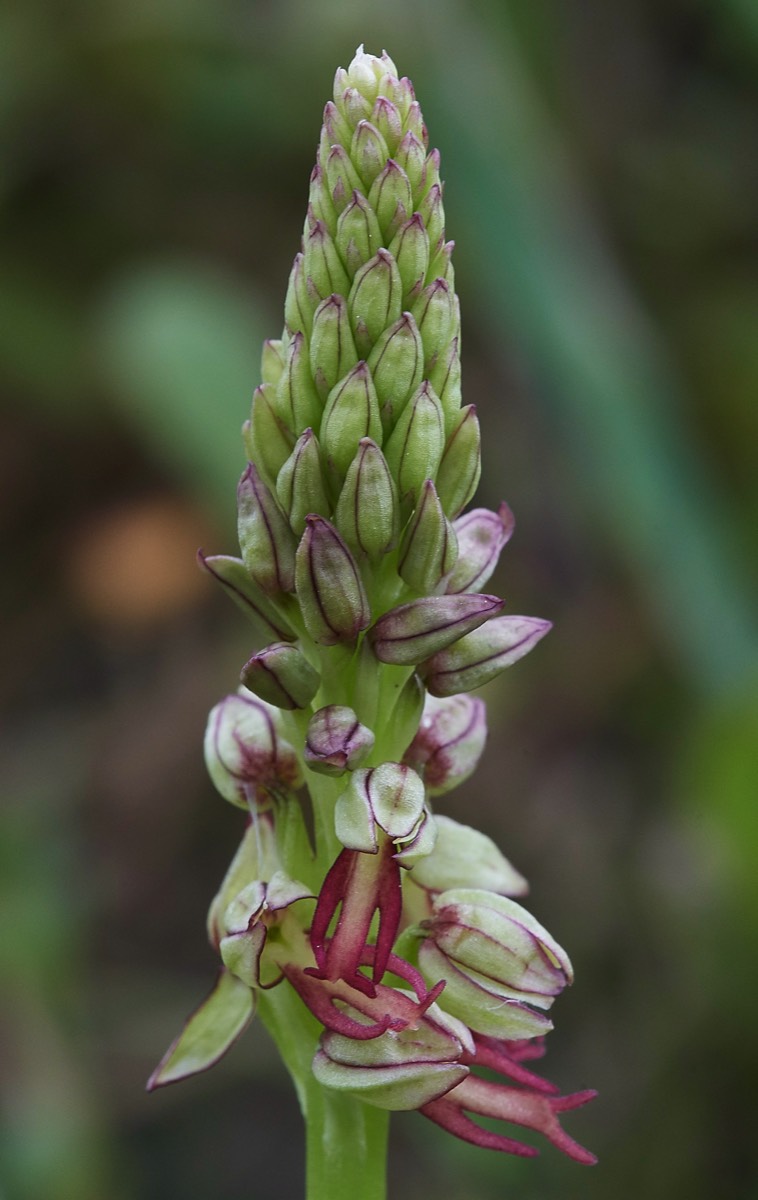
[{"left": 423, "top": 0, "right": 758, "bottom": 697}]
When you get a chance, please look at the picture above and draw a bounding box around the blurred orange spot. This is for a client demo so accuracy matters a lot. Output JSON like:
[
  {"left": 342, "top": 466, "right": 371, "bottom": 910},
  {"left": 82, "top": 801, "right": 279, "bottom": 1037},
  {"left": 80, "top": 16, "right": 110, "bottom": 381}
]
[{"left": 66, "top": 496, "right": 216, "bottom": 627}]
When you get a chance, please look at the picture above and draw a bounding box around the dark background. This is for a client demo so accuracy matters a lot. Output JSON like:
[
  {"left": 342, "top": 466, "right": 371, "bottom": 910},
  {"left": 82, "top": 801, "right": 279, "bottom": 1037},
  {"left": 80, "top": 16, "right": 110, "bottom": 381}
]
[{"left": 2, "top": 1, "right": 757, "bottom": 1197}]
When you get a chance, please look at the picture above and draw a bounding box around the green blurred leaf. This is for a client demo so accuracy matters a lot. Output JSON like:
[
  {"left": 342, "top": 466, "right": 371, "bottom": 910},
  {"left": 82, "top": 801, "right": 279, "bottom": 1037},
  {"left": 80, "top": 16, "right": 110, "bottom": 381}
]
[{"left": 95, "top": 259, "right": 267, "bottom": 513}]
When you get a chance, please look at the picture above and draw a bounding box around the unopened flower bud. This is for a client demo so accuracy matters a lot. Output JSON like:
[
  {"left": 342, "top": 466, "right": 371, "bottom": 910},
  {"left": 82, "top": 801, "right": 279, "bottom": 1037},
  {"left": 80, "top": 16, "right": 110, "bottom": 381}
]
[
  {"left": 309, "top": 294, "right": 358, "bottom": 401},
  {"left": 394, "top": 131, "right": 427, "bottom": 199},
  {"left": 429, "top": 335, "right": 462, "bottom": 432},
  {"left": 370, "top": 96, "right": 402, "bottom": 154},
  {"left": 412, "top": 278, "right": 456, "bottom": 370},
  {"left": 403, "top": 694, "right": 487, "bottom": 795},
  {"left": 366, "top": 312, "right": 424, "bottom": 429},
  {"left": 307, "top": 163, "right": 337, "bottom": 230},
  {"left": 204, "top": 691, "right": 303, "bottom": 809},
  {"left": 312, "top": 1003, "right": 470, "bottom": 1110},
  {"left": 243, "top": 384, "right": 295, "bottom": 487},
  {"left": 276, "top": 429, "right": 331, "bottom": 535},
  {"left": 303, "top": 220, "right": 350, "bottom": 305},
  {"left": 336, "top": 190, "right": 382, "bottom": 278},
  {"left": 384, "top": 381, "right": 445, "bottom": 502},
  {"left": 408, "top": 814, "right": 528, "bottom": 897},
  {"left": 237, "top": 463, "right": 297, "bottom": 595},
  {"left": 284, "top": 252, "right": 312, "bottom": 336},
  {"left": 304, "top": 705, "right": 375, "bottom": 775},
  {"left": 398, "top": 479, "right": 458, "bottom": 593},
  {"left": 275, "top": 331, "right": 321, "bottom": 435},
  {"left": 428, "top": 238, "right": 455, "bottom": 288},
  {"left": 368, "top": 159, "right": 412, "bottom": 238},
  {"left": 420, "top": 615, "right": 552, "bottom": 697},
  {"left": 322, "top": 100, "right": 352, "bottom": 152},
  {"left": 403, "top": 100, "right": 428, "bottom": 150},
  {"left": 260, "top": 339, "right": 285, "bottom": 387},
  {"left": 338, "top": 85, "right": 372, "bottom": 128},
  {"left": 348, "top": 249, "right": 403, "bottom": 356},
  {"left": 295, "top": 515, "right": 370, "bottom": 646},
  {"left": 435, "top": 405, "right": 482, "bottom": 518},
  {"left": 446, "top": 503, "right": 515, "bottom": 594},
  {"left": 240, "top": 641, "right": 320, "bottom": 710},
  {"left": 417, "top": 183, "right": 444, "bottom": 253},
  {"left": 321, "top": 362, "right": 383, "bottom": 478},
  {"left": 351, "top": 120, "right": 390, "bottom": 189},
  {"left": 334, "top": 763, "right": 426, "bottom": 853},
  {"left": 417, "top": 889, "right": 573, "bottom": 1040},
  {"left": 325, "top": 144, "right": 363, "bottom": 215},
  {"left": 197, "top": 552, "right": 296, "bottom": 643},
  {"left": 388, "top": 214, "right": 430, "bottom": 304},
  {"left": 334, "top": 438, "right": 399, "bottom": 561},
  {"left": 370, "top": 594, "right": 504, "bottom": 667}
]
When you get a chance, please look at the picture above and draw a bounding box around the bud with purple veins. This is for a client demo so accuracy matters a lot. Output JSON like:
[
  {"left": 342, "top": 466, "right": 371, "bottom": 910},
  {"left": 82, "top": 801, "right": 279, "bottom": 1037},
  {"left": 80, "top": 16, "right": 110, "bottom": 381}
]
[{"left": 153, "top": 45, "right": 595, "bottom": 1190}]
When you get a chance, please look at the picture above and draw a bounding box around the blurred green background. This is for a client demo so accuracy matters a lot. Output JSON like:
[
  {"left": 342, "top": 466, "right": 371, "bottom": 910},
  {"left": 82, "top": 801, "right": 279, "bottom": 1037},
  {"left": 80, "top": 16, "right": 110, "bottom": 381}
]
[{"left": 2, "top": 0, "right": 757, "bottom": 1197}]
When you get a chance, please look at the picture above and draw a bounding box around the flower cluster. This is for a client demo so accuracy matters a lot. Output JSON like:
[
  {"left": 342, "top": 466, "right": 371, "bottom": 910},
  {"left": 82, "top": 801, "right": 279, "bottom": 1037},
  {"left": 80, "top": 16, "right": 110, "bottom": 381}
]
[{"left": 148, "top": 46, "right": 595, "bottom": 1167}]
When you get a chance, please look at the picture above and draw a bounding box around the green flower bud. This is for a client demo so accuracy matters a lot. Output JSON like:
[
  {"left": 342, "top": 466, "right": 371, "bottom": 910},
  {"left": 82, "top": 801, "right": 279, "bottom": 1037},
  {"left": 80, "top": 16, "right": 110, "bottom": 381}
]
[
  {"left": 276, "top": 331, "right": 321, "bottom": 435},
  {"left": 420, "top": 615, "right": 552, "bottom": 697},
  {"left": 204, "top": 690, "right": 304, "bottom": 808},
  {"left": 408, "top": 814, "right": 528, "bottom": 897},
  {"left": 368, "top": 160, "right": 412, "bottom": 239},
  {"left": 240, "top": 641, "right": 321, "bottom": 710},
  {"left": 366, "top": 312, "right": 424, "bottom": 430},
  {"left": 334, "top": 438, "right": 399, "bottom": 561},
  {"left": 370, "top": 96, "right": 403, "bottom": 155},
  {"left": 348, "top": 248, "right": 403, "bottom": 357},
  {"left": 428, "top": 335, "right": 462, "bottom": 433},
  {"left": 418, "top": 148, "right": 442, "bottom": 204},
  {"left": 351, "top": 120, "right": 390, "bottom": 190},
  {"left": 325, "top": 144, "right": 363, "bottom": 215},
  {"left": 260, "top": 339, "right": 285, "bottom": 387},
  {"left": 295, "top": 515, "right": 370, "bottom": 646},
  {"left": 322, "top": 100, "right": 353, "bottom": 152},
  {"left": 307, "top": 163, "right": 337, "bottom": 231},
  {"left": 435, "top": 405, "right": 482, "bottom": 518},
  {"left": 388, "top": 214, "right": 430, "bottom": 304},
  {"left": 237, "top": 464, "right": 297, "bottom": 595},
  {"left": 417, "top": 182, "right": 444, "bottom": 253},
  {"left": 417, "top": 889, "right": 573, "bottom": 1040},
  {"left": 339, "top": 85, "right": 372, "bottom": 128},
  {"left": 243, "top": 384, "right": 295, "bottom": 487},
  {"left": 394, "top": 131, "right": 427, "bottom": 200},
  {"left": 403, "top": 695, "right": 486, "bottom": 796},
  {"left": 304, "top": 705, "right": 375, "bottom": 775},
  {"left": 398, "top": 479, "right": 458, "bottom": 593},
  {"left": 446, "top": 503, "right": 514, "bottom": 595},
  {"left": 403, "top": 100, "right": 428, "bottom": 150},
  {"left": 334, "top": 763, "right": 427, "bottom": 853},
  {"left": 284, "top": 252, "right": 312, "bottom": 336},
  {"left": 384, "top": 381, "right": 445, "bottom": 502},
  {"left": 428, "top": 238, "right": 455, "bottom": 288},
  {"left": 412, "top": 278, "right": 456, "bottom": 371},
  {"left": 336, "top": 189, "right": 382, "bottom": 279},
  {"left": 369, "top": 594, "right": 504, "bottom": 667},
  {"left": 303, "top": 220, "right": 350, "bottom": 304},
  {"left": 312, "top": 1005, "right": 470, "bottom": 1110},
  {"left": 197, "top": 552, "right": 296, "bottom": 643},
  {"left": 276, "top": 429, "right": 331, "bottom": 535},
  {"left": 309, "top": 294, "right": 359, "bottom": 401},
  {"left": 321, "top": 362, "right": 383, "bottom": 479}
]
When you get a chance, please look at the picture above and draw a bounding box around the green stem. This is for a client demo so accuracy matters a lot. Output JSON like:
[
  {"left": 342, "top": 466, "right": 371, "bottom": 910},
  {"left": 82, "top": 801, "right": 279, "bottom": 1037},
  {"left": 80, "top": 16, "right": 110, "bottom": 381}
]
[{"left": 259, "top": 982, "right": 389, "bottom": 1200}]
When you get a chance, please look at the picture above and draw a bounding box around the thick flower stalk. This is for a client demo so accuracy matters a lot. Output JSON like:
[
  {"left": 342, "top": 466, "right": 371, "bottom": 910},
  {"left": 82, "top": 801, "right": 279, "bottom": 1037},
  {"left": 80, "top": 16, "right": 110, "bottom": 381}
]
[{"left": 148, "top": 47, "right": 596, "bottom": 1195}]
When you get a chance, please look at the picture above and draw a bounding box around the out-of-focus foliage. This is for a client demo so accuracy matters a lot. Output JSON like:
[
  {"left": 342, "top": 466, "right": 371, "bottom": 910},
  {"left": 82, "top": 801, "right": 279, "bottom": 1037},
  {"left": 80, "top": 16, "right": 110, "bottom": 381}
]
[{"left": 1, "top": 1, "right": 756, "bottom": 1197}]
